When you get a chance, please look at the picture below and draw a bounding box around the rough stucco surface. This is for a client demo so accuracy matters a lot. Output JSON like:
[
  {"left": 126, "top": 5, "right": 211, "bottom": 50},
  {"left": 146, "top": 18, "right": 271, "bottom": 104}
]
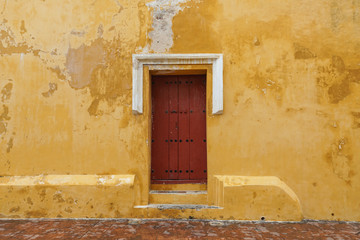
[{"left": 0, "top": 0, "right": 360, "bottom": 221}]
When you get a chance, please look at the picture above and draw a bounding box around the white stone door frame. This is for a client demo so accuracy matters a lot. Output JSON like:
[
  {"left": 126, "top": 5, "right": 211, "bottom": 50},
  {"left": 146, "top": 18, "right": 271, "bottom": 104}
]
[{"left": 132, "top": 54, "right": 223, "bottom": 115}]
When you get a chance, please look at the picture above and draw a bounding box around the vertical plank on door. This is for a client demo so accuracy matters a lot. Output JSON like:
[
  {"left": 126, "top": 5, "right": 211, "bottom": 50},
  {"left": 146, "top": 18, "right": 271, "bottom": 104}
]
[
  {"left": 168, "top": 76, "right": 179, "bottom": 179},
  {"left": 151, "top": 76, "right": 169, "bottom": 180},
  {"left": 189, "top": 75, "right": 207, "bottom": 180},
  {"left": 178, "top": 76, "right": 190, "bottom": 179}
]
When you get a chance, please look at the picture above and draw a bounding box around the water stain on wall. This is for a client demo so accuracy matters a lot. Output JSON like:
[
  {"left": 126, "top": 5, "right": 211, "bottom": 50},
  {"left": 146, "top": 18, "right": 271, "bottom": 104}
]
[
  {"left": 53, "top": 192, "right": 65, "bottom": 203},
  {"left": 317, "top": 56, "right": 360, "bottom": 104},
  {"left": 330, "top": 0, "right": 344, "bottom": 32},
  {"left": 331, "top": 56, "right": 346, "bottom": 73},
  {"left": 6, "top": 137, "right": 13, "bottom": 153},
  {"left": 347, "top": 69, "right": 360, "bottom": 83},
  {"left": 0, "top": 122, "right": 6, "bottom": 135},
  {"left": 26, "top": 197, "right": 33, "bottom": 205},
  {"left": 294, "top": 44, "right": 316, "bottom": 59},
  {"left": 41, "top": 83, "right": 57, "bottom": 98},
  {"left": 9, "top": 206, "right": 20, "bottom": 213},
  {"left": 253, "top": 72, "right": 283, "bottom": 104},
  {"left": 20, "top": 20, "right": 27, "bottom": 35},
  {"left": 328, "top": 77, "right": 350, "bottom": 104},
  {"left": 0, "top": 105, "right": 10, "bottom": 121},
  {"left": 0, "top": 105, "right": 10, "bottom": 135},
  {"left": 351, "top": 112, "right": 360, "bottom": 128},
  {"left": 25, "top": 210, "right": 46, "bottom": 218},
  {"left": 49, "top": 67, "right": 66, "bottom": 81},
  {"left": 326, "top": 138, "right": 353, "bottom": 183},
  {"left": 1, "top": 82, "right": 12, "bottom": 102},
  {"left": 64, "top": 207, "right": 72, "bottom": 213},
  {"left": 0, "top": 81, "right": 12, "bottom": 136}
]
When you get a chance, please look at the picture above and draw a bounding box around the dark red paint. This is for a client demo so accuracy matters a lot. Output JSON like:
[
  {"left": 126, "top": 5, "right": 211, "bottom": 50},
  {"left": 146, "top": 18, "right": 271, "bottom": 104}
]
[{"left": 151, "top": 75, "right": 207, "bottom": 183}]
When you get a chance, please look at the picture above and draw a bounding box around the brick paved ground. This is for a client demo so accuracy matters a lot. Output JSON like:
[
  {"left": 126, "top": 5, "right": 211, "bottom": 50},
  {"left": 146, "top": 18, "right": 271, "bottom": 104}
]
[{"left": 0, "top": 219, "right": 359, "bottom": 239}]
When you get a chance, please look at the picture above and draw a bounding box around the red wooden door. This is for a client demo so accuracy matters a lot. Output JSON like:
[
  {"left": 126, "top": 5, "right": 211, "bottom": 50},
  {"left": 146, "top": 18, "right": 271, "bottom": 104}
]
[{"left": 151, "top": 75, "right": 207, "bottom": 183}]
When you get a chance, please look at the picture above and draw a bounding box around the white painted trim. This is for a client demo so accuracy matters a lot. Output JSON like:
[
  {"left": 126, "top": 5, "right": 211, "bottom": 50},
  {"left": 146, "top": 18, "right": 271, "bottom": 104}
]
[{"left": 132, "top": 54, "right": 223, "bottom": 115}]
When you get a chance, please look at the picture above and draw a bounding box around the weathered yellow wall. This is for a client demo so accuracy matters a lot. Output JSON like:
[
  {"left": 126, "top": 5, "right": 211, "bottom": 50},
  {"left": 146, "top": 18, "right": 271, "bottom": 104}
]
[{"left": 1, "top": 0, "right": 360, "bottom": 221}]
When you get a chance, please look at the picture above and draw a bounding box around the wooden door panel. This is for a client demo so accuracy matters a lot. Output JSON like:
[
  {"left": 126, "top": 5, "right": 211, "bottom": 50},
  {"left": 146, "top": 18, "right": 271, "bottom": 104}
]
[
  {"left": 189, "top": 75, "right": 207, "bottom": 180},
  {"left": 151, "top": 76, "right": 169, "bottom": 180},
  {"left": 151, "top": 75, "right": 206, "bottom": 183},
  {"left": 178, "top": 77, "right": 190, "bottom": 179},
  {"left": 168, "top": 76, "right": 179, "bottom": 179}
]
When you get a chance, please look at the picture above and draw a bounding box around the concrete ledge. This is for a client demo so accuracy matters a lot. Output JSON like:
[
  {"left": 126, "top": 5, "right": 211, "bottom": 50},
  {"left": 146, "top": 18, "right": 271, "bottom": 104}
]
[
  {"left": 0, "top": 175, "right": 136, "bottom": 218},
  {"left": 0, "top": 174, "right": 135, "bottom": 186},
  {"left": 214, "top": 176, "right": 303, "bottom": 221}
]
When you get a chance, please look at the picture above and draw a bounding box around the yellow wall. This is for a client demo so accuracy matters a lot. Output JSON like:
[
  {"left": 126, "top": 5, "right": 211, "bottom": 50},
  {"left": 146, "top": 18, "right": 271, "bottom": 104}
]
[{"left": 0, "top": 0, "right": 360, "bottom": 221}]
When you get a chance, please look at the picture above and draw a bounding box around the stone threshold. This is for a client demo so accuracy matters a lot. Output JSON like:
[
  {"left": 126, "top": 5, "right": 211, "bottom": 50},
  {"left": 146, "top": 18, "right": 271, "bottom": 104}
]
[
  {"left": 134, "top": 204, "right": 222, "bottom": 210},
  {"left": 149, "top": 190, "right": 207, "bottom": 194}
]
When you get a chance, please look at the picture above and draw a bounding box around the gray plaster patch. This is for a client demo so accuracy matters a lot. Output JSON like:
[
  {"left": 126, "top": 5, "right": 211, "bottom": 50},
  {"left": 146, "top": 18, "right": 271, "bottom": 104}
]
[{"left": 146, "top": 0, "right": 193, "bottom": 53}]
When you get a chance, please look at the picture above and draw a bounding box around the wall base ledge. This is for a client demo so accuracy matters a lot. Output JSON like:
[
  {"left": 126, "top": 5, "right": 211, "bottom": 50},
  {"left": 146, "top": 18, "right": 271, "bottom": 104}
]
[
  {"left": 0, "top": 174, "right": 136, "bottom": 218},
  {"left": 213, "top": 175, "right": 303, "bottom": 221},
  {"left": 0, "top": 174, "right": 135, "bottom": 186}
]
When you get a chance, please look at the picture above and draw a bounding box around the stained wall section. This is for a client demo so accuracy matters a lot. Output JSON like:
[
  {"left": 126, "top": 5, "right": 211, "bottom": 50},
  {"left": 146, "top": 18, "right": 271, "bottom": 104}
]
[{"left": 0, "top": 0, "right": 359, "bottom": 220}]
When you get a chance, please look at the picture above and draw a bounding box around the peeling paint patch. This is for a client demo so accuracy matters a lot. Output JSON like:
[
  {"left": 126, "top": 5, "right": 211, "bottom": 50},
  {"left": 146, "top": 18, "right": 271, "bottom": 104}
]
[
  {"left": 1, "top": 82, "right": 12, "bottom": 101},
  {"left": 0, "top": 29, "right": 31, "bottom": 55},
  {"left": 0, "top": 105, "right": 10, "bottom": 121},
  {"left": 0, "top": 121, "right": 6, "bottom": 135},
  {"left": 26, "top": 197, "right": 33, "bottom": 205},
  {"left": 347, "top": 69, "right": 360, "bottom": 83},
  {"left": 351, "top": 112, "right": 360, "bottom": 128},
  {"left": 53, "top": 192, "right": 65, "bottom": 203},
  {"left": 0, "top": 21, "right": 41, "bottom": 56},
  {"left": 87, "top": 98, "right": 100, "bottom": 116},
  {"left": 251, "top": 72, "right": 283, "bottom": 104},
  {"left": 331, "top": 154, "right": 352, "bottom": 182},
  {"left": 6, "top": 137, "right": 13, "bottom": 153},
  {"left": 147, "top": 0, "right": 192, "bottom": 52},
  {"left": 0, "top": 104, "right": 10, "bottom": 135},
  {"left": 9, "top": 206, "right": 20, "bottom": 213},
  {"left": 294, "top": 44, "right": 316, "bottom": 59},
  {"left": 41, "top": 83, "right": 57, "bottom": 98},
  {"left": 326, "top": 138, "right": 353, "bottom": 183},
  {"left": 70, "top": 29, "right": 86, "bottom": 37},
  {"left": 330, "top": 1, "right": 343, "bottom": 32},
  {"left": 25, "top": 210, "right": 46, "bottom": 218},
  {"left": 64, "top": 30, "right": 131, "bottom": 117},
  {"left": 49, "top": 67, "right": 66, "bottom": 81},
  {"left": 20, "top": 20, "right": 27, "bottom": 35},
  {"left": 97, "top": 24, "right": 104, "bottom": 38},
  {"left": 331, "top": 56, "right": 345, "bottom": 73},
  {"left": 65, "top": 39, "right": 105, "bottom": 89},
  {"left": 316, "top": 56, "right": 359, "bottom": 104},
  {"left": 328, "top": 77, "right": 350, "bottom": 104},
  {"left": 64, "top": 207, "right": 72, "bottom": 213}
]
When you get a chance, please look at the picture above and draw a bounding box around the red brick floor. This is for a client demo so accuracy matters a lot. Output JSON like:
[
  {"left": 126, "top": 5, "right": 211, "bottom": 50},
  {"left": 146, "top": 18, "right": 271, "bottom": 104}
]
[{"left": 0, "top": 219, "right": 359, "bottom": 239}]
